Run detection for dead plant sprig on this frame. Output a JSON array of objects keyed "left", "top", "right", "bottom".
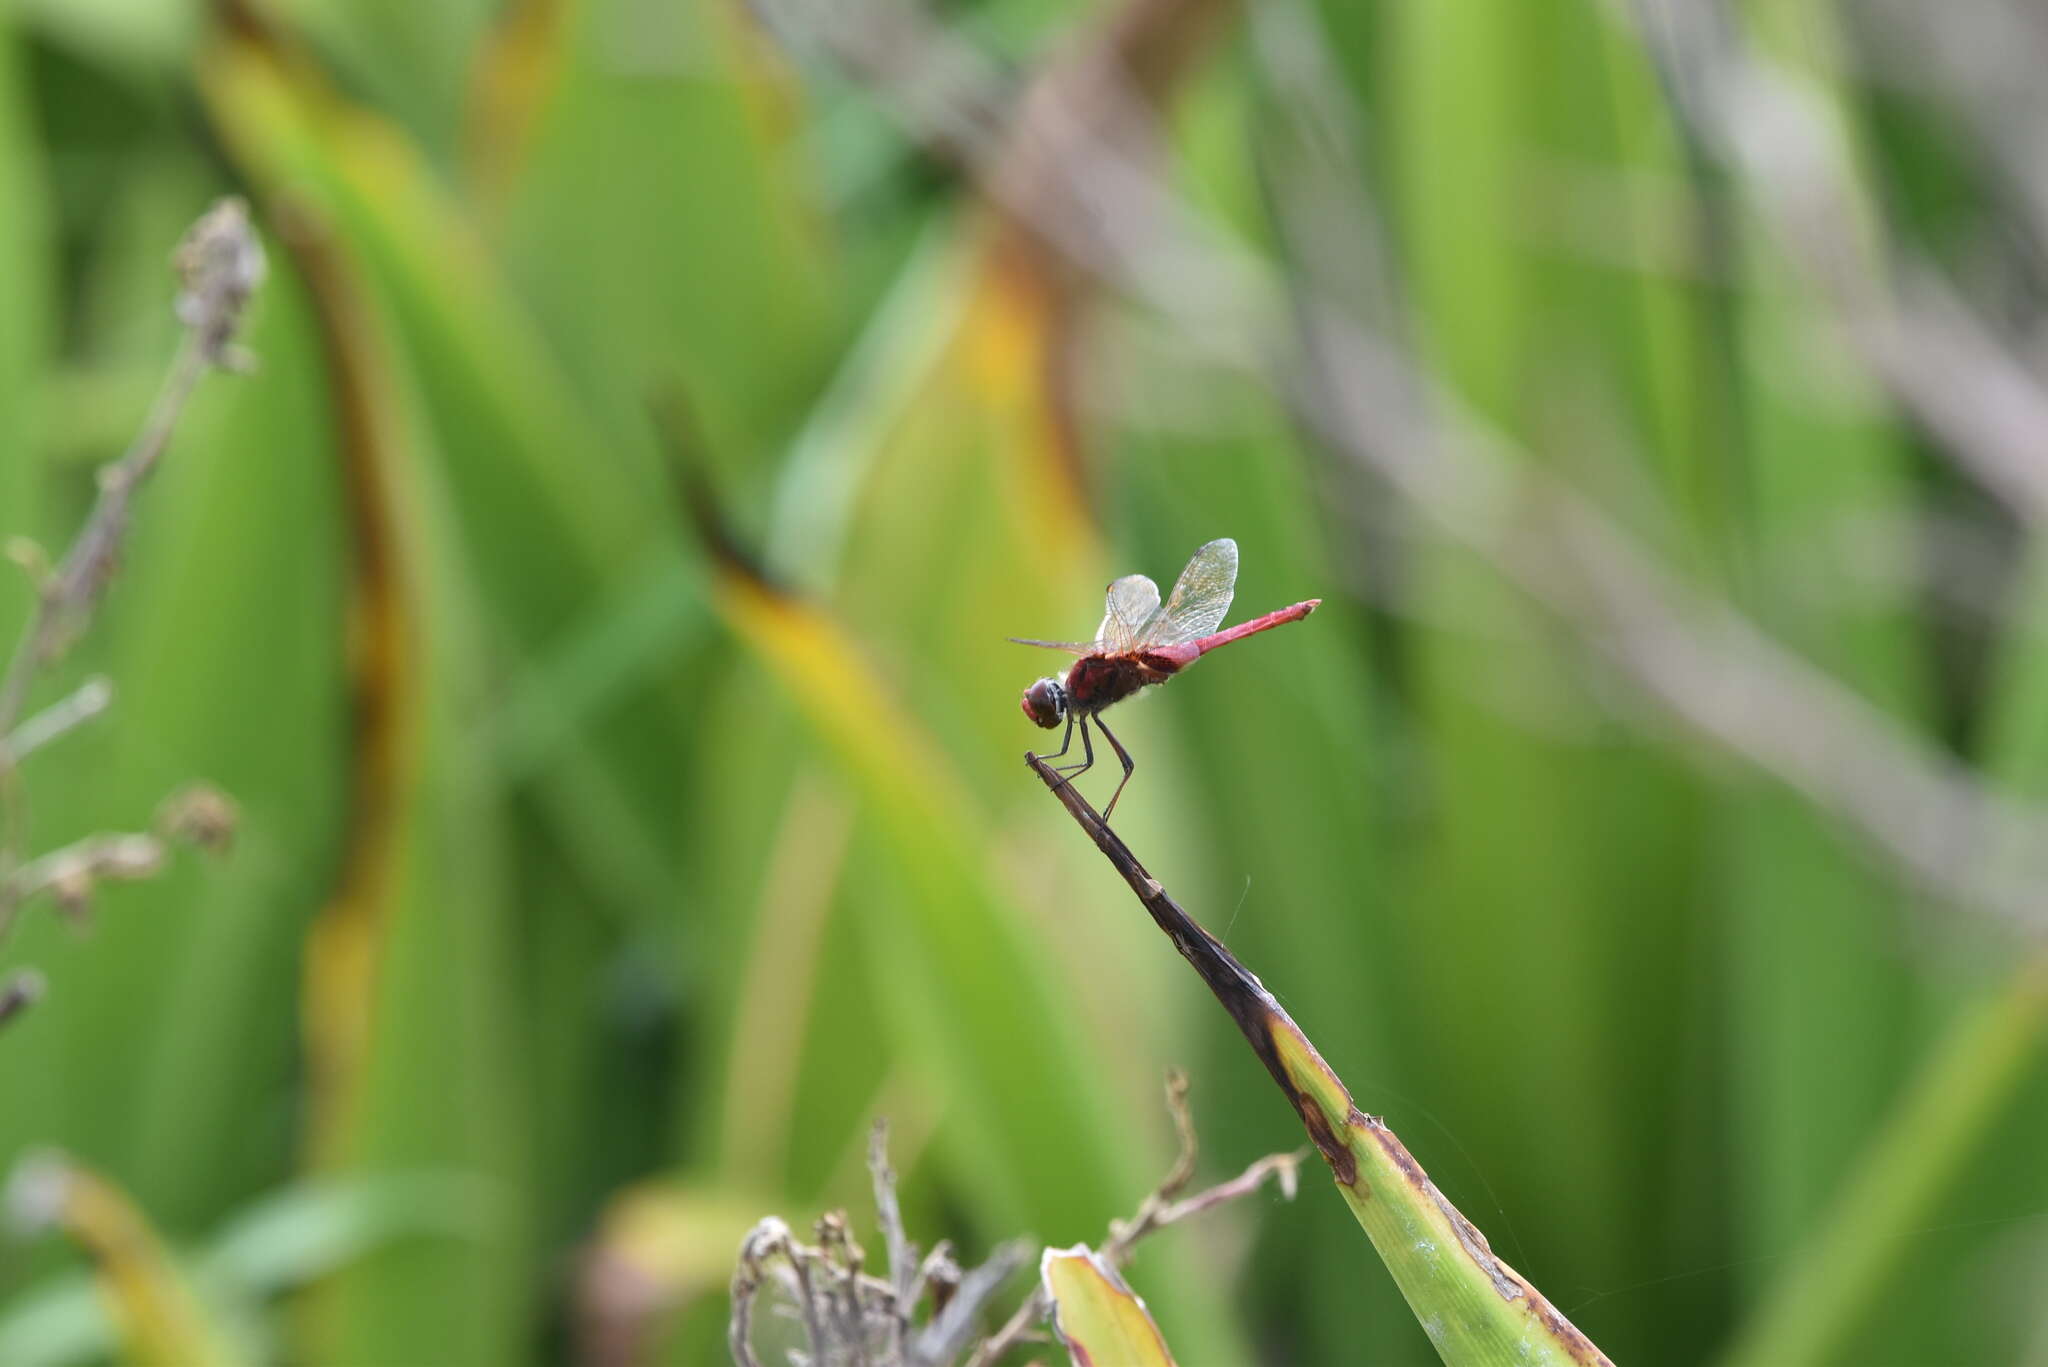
[
  {"left": 729, "top": 1081, "right": 1302, "bottom": 1367},
  {"left": 965, "top": 1072, "right": 1305, "bottom": 1367},
  {"left": 0, "top": 197, "right": 263, "bottom": 1016}
]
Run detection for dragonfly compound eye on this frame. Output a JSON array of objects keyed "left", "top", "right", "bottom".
[{"left": 1020, "top": 678, "right": 1065, "bottom": 728}]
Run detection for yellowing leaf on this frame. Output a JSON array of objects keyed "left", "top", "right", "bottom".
[
  {"left": 1041, "top": 1245, "right": 1177, "bottom": 1367},
  {"left": 6, "top": 1153, "right": 244, "bottom": 1367}
]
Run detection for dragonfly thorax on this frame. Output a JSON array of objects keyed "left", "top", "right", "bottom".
[{"left": 1021, "top": 677, "right": 1066, "bottom": 729}]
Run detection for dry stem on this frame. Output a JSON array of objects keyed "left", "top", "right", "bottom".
[
  {"left": 963, "top": 1072, "right": 1304, "bottom": 1367},
  {"left": 731, "top": 1080, "right": 1301, "bottom": 1367},
  {"left": 0, "top": 197, "right": 263, "bottom": 1016}
]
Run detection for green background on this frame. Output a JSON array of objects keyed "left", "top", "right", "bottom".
[{"left": 1, "top": 0, "right": 2045, "bottom": 1363}]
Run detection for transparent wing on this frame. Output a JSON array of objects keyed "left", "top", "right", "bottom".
[
  {"left": 1008, "top": 636, "right": 1093, "bottom": 655},
  {"left": 1095, "top": 574, "right": 1161, "bottom": 651},
  {"left": 1142, "top": 538, "right": 1238, "bottom": 646}
]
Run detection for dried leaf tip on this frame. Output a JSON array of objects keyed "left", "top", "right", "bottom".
[{"left": 173, "top": 197, "right": 266, "bottom": 367}]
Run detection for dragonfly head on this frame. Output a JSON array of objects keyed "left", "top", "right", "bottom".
[{"left": 1020, "top": 677, "right": 1066, "bottom": 729}]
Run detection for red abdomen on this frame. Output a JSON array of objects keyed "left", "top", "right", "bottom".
[{"left": 1064, "top": 654, "right": 1166, "bottom": 714}]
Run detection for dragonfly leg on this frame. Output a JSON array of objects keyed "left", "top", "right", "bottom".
[
  {"left": 1094, "top": 714, "right": 1137, "bottom": 821},
  {"left": 1050, "top": 715, "right": 1095, "bottom": 787},
  {"left": 1038, "top": 710, "right": 1077, "bottom": 766}
]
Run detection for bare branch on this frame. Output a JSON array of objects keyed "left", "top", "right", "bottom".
[
  {"left": 911, "top": 1239, "right": 1033, "bottom": 1367},
  {"left": 912, "top": 1241, "right": 961, "bottom": 1321},
  {"left": 869, "top": 1119, "right": 920, "bottom": 1346},
  {"left": 782, "top": 1229, "right": 832, "bottom": 1363},
  {"left": 0, "top": 833, "right": 168, "bottom": 938},
  {"left": 0, "top": 199, "right": 262, "bottom": 743},
  {"left": 0, "top": 198, "right": 257, "bottom": 743},
  {"left": 0, "top": 334, "right": 204, "bottom": 743},
  {"left": 3, "top": 677, "right": 113, "bottom": 764},
  {"left": 965, "top": 1074, "right": 1304, "bottom": 1367},
  {"left": 0, "top": 197, "right": 261, "bottom": 959},
  {"left": 1155, "top": 1150, "right": 1303, "bottom": 1227},
  {"left": 1103, "top": 1073, "right": 1305, "bottom": 1264},
  {"left": 818, "top": 1212, "right": 874, "bottom": 1367},
  {"left": 728, "top": 1218, "right": 784, "bottom": 1367},
  {"left": 733, "top": 1084, "right": 1296, "bottom": 1367},
  {"left": 730, "top": 1211, "right": 918, "bottom": 1367}
]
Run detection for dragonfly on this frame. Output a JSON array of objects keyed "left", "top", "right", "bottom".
[{"left": 1014, "top": 538, "right": 1321, "bottom": 821}]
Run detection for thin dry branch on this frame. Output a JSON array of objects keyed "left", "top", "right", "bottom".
[
  {"left": 1104, "top": 1072, "right": 1303, "bottom": 1262},
  {"left": 733, "top": 1081, "right": 1301, "bottom": 1367},
  {"left": 868, "top": 1120, "right": 920, "bottom": 1356},
  {"left": 0, "top": 197, "right": 263, "bottom": 1013},
  {"left": 910, "top": 1241, "right": 1033, "bottom": 1367},
  {"left": 3, "top": 677, "right": 112, "bottom": 766},
  {"left": 964, "top": 1071, "right": 1306, "bottom": 1367},
  {"left": 4, "top": 834, "right": 166, "bottom": 922},
  {"left": 729, "top": 1209, "right": 1027, "bottom": 1367},
  {"left": 0, "top": 335, "right": 210, "bottom": 742},
  {"left": 0, "top": 200, "right": 262, "bottom": 740},
  {"left": 0, "top": 198, "right": 261, "bottom": 733}
]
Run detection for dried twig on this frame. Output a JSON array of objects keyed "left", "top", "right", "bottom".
[
  {"left": 728, "top": 1221, "right": 775, "bottom": 1367},
  {"left": 869, "top": 1120, "right": 920, "bottom": 1355},
  {"left": 732, "top": 1082, "right": 1300, "bottom": 1367},
  {"left": 0, "top": 200, "right": 261, "bottom": 744},
  {"left": 0, "top": 197, "right": 263, "bottom": 1015},
  {"left": 964, "top": 1074, "right": 1306, "bottom": 1367},
  {"left": 4, "top": 834, "right": 166, "bottom": 925},
  {"left": 912, "top": 1240, "right": 1033, "bottom": 1367},
  {"left": 1105, "top": 1072, "right": 1303, "bottom": 1262},
  {"left": 2, "top": 677, "right": 113, "bottom": 766},
  {"left": 730, "top": 1209, "right": 988, "bottom": 1367}
]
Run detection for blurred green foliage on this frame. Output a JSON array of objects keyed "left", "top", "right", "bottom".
[{"left": 0, "top": 1, "right": 2045, "bottom": 1364}]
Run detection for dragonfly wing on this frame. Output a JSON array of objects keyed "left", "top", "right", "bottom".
[
  {"left": 1146, "top": 537, "right": 1237, "bottom": 645},
  {"left": 1008, "top": 637, "right": 1092, "bottom": 654},
  {"left": 1096, "top": 574, "right": 1162, "bottom": 651}
]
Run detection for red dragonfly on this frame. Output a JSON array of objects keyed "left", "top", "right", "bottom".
[{"left": 1015, "top": 538, "right": 1320, "bottom": 820}]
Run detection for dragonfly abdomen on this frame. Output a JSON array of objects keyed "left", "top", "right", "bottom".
[{"left": 1064, "top": 653, "right": 1169, "bottom": 714}]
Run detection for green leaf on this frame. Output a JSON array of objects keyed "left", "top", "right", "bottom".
[
  {"left": 1024, "top": 761, "right": 1614, "bottom": 1367},
  {"left": 0, "top": 1173, "right": 490, "bottom": 1367}
]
